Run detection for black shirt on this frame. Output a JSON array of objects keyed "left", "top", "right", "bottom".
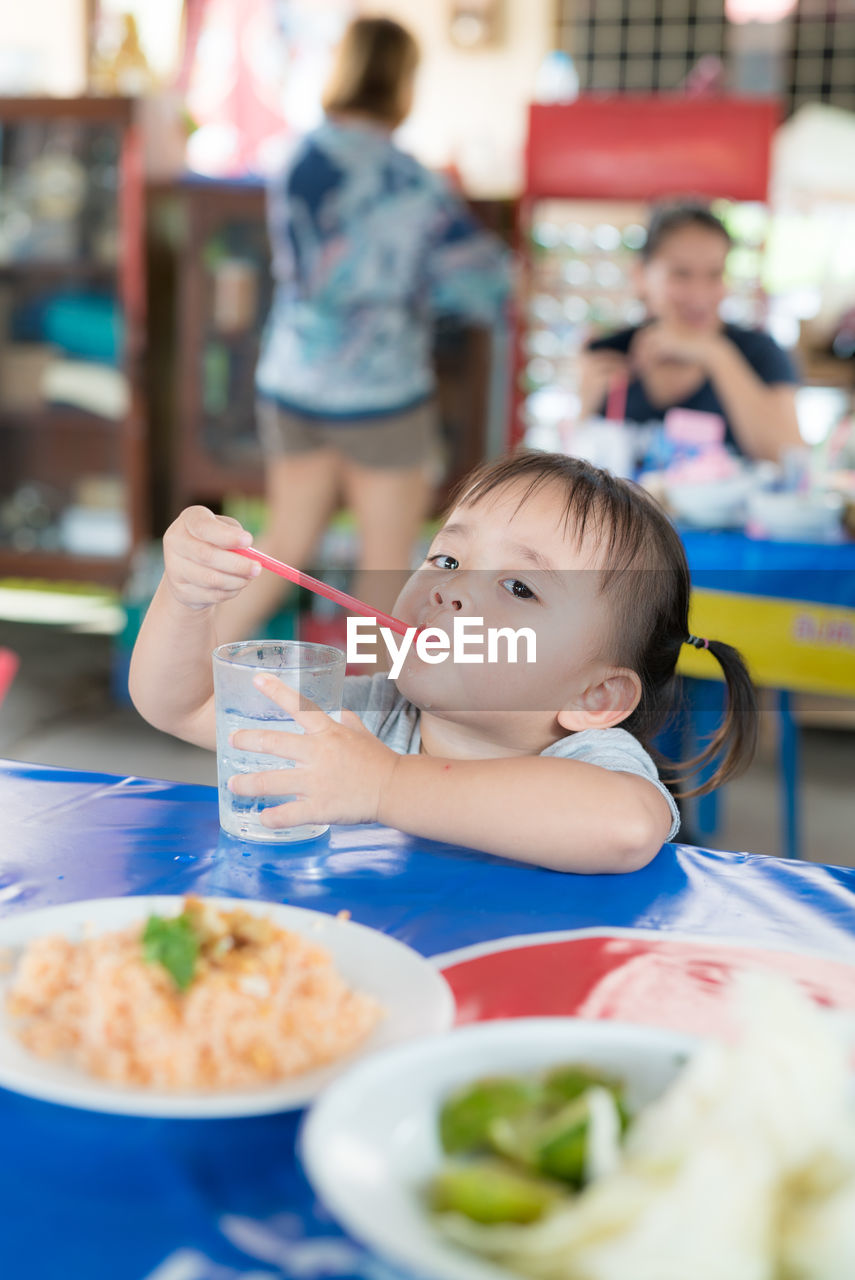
[{"left": 586, "top": 322, "right": 799, "bottom": 454}]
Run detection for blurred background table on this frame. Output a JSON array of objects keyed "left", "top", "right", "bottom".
[{"left": 678, "top": 527, "right": 855, "bottom": 860}]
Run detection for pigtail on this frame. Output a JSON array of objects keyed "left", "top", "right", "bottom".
[{"left": 668, "top": 639, "right": 759, "bottom": 798}]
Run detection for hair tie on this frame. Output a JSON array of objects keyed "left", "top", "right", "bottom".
[{"left": 686, "top": 634, "right": 709, "bottom": 650}]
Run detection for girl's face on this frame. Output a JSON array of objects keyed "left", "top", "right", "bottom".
[
  {"left": 392, "top": 481, "right": 625, "bottom": 738},
  {"left": 638, "top": 224, "right": 729, "bottom": 331}
]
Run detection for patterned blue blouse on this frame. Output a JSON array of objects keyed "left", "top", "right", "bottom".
[{"left": 255, "top": 118, "right": 511, "bottom": 420}]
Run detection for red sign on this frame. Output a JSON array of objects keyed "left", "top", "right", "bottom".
[{"left": 526, "top": 97, "right": 779, "bottom": 202}]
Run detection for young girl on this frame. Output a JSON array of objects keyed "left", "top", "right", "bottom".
[
  {"left": 129, "top": 452, "right": 757, "bottom": 874},
  {"left": 579, "top": 201, "right": 800, "bottom": 462}
]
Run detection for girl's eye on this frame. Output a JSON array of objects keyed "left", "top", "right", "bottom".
[
  {"left": 501, "top": 578, "right": 537, "bottom": 601},
  {"left": 429, "top": 554, "right": 459, "bottom": 571}
]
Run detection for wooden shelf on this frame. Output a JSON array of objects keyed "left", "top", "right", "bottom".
[
  {"left": 0, "top": 97, "right": 147, "bottom": 593},
  {"left": 0, "top": 549, "right": 129, "bottom": 587},
  {"left": 0, "top": 97, "right": 133, "bottom": 124},
  {"left": 0, "top": 408, "right": 120, "bottom": 431}
]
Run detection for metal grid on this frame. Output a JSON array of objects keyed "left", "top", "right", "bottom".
[
  {"left": 557, "top": 0, "right": 727, "bottom": 93},
  {"left": 557, "top": 0, "right": 855, "bottom": 112},
  {"left": 787, "top": 1, "right": 855, "bottom": 115}
]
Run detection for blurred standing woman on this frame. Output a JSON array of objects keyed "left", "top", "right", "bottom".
[
  {"left": 215, "top": 16, "right": 509, "bottom": 641},
  {"left": 577, "top": 202, "right": 801, "bottom": 462}
]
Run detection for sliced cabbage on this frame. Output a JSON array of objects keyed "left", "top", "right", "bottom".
[{"left": 435, "top": 975, "right": 855, "bottom": 1280}]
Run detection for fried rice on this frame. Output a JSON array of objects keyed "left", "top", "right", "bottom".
[{"left": 6, "top": 898, "right": 382, "bottom": 1090}]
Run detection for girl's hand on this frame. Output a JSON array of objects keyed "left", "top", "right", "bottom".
[
  {"left": 631, "top": 322, "right": 721, "bottom": 371},
  {"left": 162, "top": 506, "right": 261, "bottom": 611},
  {"left": 227, "top": 673, "right": 400, "bottom": 830}
]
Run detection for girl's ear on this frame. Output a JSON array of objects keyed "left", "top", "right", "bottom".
[{"left": 557, "top": 669, "right": 642, "bottom": 733}]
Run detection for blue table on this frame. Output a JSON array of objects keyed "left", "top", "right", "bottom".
[
  {"left": 677, "top": 528, "right": 855, "bottom": 859},
  {"left": 2, "top": 759, "right": 855, "bottom": 1280}
]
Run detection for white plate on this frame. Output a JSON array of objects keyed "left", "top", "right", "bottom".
[
  {"left": 301, "top": 1017, "right": 697, "bottom": 1280},
  {"left": 665, "top": 473, "right": 755, "bottom": 530},
  {"left": 0, "top": 896, "right": 455, "bottom": 1118}
]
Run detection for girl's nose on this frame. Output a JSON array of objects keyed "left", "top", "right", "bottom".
[{"left": 431, "top": 586, "right": 463, "bottom": 611}]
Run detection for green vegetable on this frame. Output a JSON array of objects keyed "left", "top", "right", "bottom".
[
  {"left": 439, "top": 1078, "right": 542, "bottom": 1154},
  {"left": 543, "top": 1064, "right": 631, "bottom": 1134},
  {"left": 491, "top": 1089, "right": 627, "bottom": 1187},
  {"left": 431, "top": 1161, "right": 562, "bottom": 1224},
  {"left": 486, "top": 1096, "right": 587, "bottom": 1183},
  {"left": 142, "top": 912, "right": 200, "bottom": 991},
  {"left": 543, "top": 1064, "right": 610, "bottom": 1104},
  {"left": 532, "top": 1097, "right": 591, "bottom": 1183},
  {"left": 432, "top": 1063, "right": 632, "bottom": 1234}
]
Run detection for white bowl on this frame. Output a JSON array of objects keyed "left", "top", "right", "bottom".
[
  {"left": 664, "top": 472, "right": 756, "bottom": 529},
  {"left": 746, "top": 489, "right": 844, "bottom": 543},
  {"left": 300, "top": 1017, "right": 696, "bottom": 1280}
]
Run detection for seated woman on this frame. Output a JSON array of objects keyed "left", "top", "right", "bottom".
[{"left": 577, "top": 202, "right": 801, "bottom": 462}]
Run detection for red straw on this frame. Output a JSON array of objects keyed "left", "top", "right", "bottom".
[
  {"left": 605, "top": 374, "right": 628, "bottom": 423},
  {"left": 234, "top": 546, "right": 413, "bottom": 639}
]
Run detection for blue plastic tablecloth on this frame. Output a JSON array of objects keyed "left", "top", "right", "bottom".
[
  {"left": 680, "top": 526, "right": 855, "bottom": 607},
  {"left": 1, "top": 759, "right": 854, "bottom": 1280}
]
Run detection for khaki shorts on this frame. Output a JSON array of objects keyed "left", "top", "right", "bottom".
[{"left": 257, "top": 398, "right": 442, "bottom": 470}]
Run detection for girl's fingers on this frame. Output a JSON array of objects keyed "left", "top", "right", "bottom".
[
  {"left": 181, "top": 564, "right": 258, "bottom": 591},
  {"left": 260, "top": 800, "right": 315, "bottom": 830},
  {"left": 185, "top": 534, "right": 260, "bottom": 575},
  {"left": 251, "top": 674, "right": 332, "bottom": 733},
  {"left": 228, "top": 768, "right": 305, "bottom": 795},
  {"left": 229, "top": 728, "right": 310, "bottom": 762},
  {"left": 183, "top": 506, "right": 254, "bottom": 548},
  {"left": 176, "top": 543, "right": 260, "bottom": 587}
]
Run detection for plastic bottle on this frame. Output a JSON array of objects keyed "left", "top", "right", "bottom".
[{"left": 534, "top": 52, "right": 579, "bottom": 105}]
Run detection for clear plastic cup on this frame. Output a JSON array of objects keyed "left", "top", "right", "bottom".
[{"left": 212, "top": 639, "right": 345, "bottom": 844}]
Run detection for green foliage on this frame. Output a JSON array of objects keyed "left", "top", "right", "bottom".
[{"left": 142, "top": 912, "right": 200, "bottom": 992}]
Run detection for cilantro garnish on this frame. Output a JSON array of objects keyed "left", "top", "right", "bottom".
[{"left": 142, "top": 912, "right": 200, "bottom": 991}]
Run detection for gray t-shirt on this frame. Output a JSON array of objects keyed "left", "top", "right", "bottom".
[{"left": 343, "top": 674, "right": 680, "bottom": 843}]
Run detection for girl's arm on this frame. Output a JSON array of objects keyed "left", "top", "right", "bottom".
[
  {"left": 632, "top": 324, "right": 801, "bottom": 461},
  {"left": 703, "top": 336, "right": 800, "bottom": 462},
  {"left": 228, "top": 675, "right": 672, "bottom": 874},
  {"left": 576, "top": 348, "right": 630, "bottom": 423},
  {"left": 128, "top": 507, "right": 260, "bottom": 748},
  {"left": 379, "top": 754, "right": 672, "bottom": 873},
  {"left": 128, "top": 578, "right": 220, "bottom": 748}
]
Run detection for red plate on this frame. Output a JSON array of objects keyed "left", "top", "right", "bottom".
[{"left": 439, "top": 930, "right": 855, "bottom": 1040}]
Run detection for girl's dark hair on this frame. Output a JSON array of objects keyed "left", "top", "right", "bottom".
[
  {"left": 322, "top": 17, "right": 419, "bottom": 128},
  {"left": 642, "top": 200, "right": 732, "bottom": 263},
  {"left": 447, "top": 451, "right": 757, "bottom": 797}
]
